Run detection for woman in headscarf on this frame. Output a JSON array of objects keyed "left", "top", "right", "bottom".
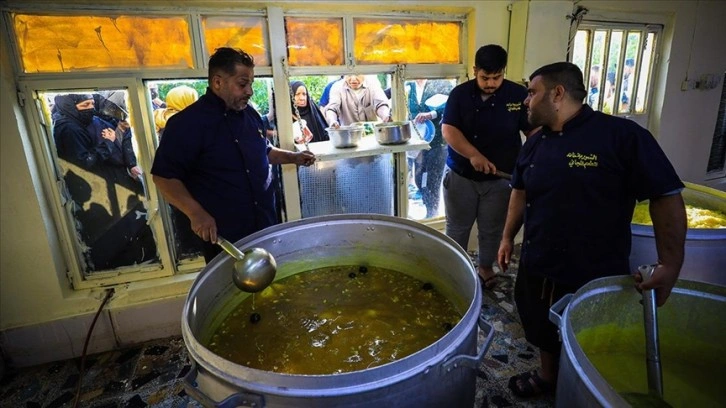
[
  {"left": 153, "top": 85, "right": 199, "bottom": 138},
  {"left": 53, "top": 93, "right": 120, "bottom": 169},
  {"left": 290, "top": 81, "right": 329, "bottom": 143}
]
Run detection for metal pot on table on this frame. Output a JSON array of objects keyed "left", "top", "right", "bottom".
[
  {"left": 375, "top": 121, "right": 412, "bottom": 145},
  {"left": 326, "top": 125, "right": 364, "bottom": 148}
]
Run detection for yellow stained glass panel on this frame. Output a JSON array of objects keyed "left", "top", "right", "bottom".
[
  {"left": 354, "top": 19, "right": 461, "bottom": 64},
  {"left": 13, "top": 14, "right": 193, "bottom": 73},
  {"left": 285, "top": 17, "right": 343, "bottom": 66},
  {"left": 202, "top": 16, "right": 269, "bottom": 66}
]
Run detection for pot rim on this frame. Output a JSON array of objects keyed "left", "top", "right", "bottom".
[{"left": 182, "top": 214, "right": 482, "bottom": 395}]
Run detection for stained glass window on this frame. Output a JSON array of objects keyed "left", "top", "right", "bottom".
[
  {"left": 285, "top": 17, "right": 344, "bottom": 66},
  {"left": 202, "top": 16, "right": 269, "bottom": 66},
  {"left": 354, "top": 19, "right": 461, "bottom": 64},
  {"left": 13, "top": 13, "right": 193, "bottom": 73}
]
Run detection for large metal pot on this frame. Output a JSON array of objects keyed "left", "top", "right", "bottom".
[
  {"left": 630, "top": 182, "right": 726, "bottom": 286},
  {"left": 375, "top": 121, "right": 411, "bottom": 145},
  {"left": 182, "top": 214, "right": 492, "bottom": 407},
  {"left": 326, "top": 125, "right": 364, "bottom": 148},
  {"left": 550, "top": 276, "right": 726, "bottom": 407}
]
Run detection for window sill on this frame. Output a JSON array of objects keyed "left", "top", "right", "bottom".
[{"left": 295, "top": 135, "right": 430, "bottom": 162}]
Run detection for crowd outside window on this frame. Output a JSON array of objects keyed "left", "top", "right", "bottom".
[{"left": 53, "top": 93, "right": 156, "bottom": 270}]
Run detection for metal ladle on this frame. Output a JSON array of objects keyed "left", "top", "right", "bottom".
[
  {"left": 622, "top": 265, "right": 672, "bottom": 407},
  {"left": 216, "top": 236, "right": 276, "bottom": 293}
]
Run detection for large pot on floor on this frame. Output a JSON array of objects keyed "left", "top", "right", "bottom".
[
  {"left": 182, "top": 214, "right": 492, "bottom": 407},
  {"left": 630, "top": 182, "right": 726, "bottom": 286},
  {"left": 549, "top": 276, "right": 726, "bottom": 407}
]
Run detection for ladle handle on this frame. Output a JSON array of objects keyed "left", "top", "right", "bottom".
[
  {"left": 216, "top": 236, "right": 245, "bottom": 261},
  {"left": 494, "top": 170, "right": 512, "bottom": 180},
  {"left": 639, "top": 264, "right": 664, "bottom": 398}
]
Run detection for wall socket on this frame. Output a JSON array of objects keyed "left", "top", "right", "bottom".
[{"left": 681, "top": 74, "right": 722, "bottom": 91}]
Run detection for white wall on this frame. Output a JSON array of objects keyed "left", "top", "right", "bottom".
[{"left": 1, "top": 0, "right": 725, "bottom": 366}]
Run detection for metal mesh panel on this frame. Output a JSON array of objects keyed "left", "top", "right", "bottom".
[{"left": 298, "top": 154, "right": 395, "bottom": 217}]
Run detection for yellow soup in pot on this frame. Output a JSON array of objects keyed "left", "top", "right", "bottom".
[
  {"left": 203, "top": 265, "right": 462, "bottom": 375},
  {"left": 576, "top": 324, "right": 726, "bottom": 407},
  {"left": 632, "top": 203, "right": 726, "bottom": 228}
]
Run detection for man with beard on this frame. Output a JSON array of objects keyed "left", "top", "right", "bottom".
[
  {"left": 152, "top": 47, "right": 316, "bottom": 263},
  {"left": 441, "top": 44, "right": 531, "bottom": 290},
  {"left": 497, "top": 62, "right": 686, "bottom": 398}
]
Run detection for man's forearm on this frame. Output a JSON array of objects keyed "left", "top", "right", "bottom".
[
  {"left": 502, "top": 189, "right": 526, "bottom": 242},
  {"left": 650, "top": 193, "right": 687, "bottom": 269}
]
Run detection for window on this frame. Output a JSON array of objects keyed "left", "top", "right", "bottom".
[
  {"left": 354, "top": 19, "right": 461, "bottom": 64},
  {"left": 8, "top": 6, "right": 467, "bottom": 288},
  {"left": 570, "top": 23, "right": 661, "bottom": 122},
  {"left": 707, "top": 72, "right": 726, "bottom": 175},
  {"left": 202, "top": 15, "right": 270, "bottom": 66},
  {"left": 12, "top": 13, "right": 193, "bottom": 73}
]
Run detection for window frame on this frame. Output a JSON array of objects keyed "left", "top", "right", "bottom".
[
  {"left": 7, "top": 5, "right": 468, "bottom": 289},
  {"left": 571, "top": 21, "right": 663, "bottom": 128}
]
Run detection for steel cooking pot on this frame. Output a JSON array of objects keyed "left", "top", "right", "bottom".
[
  {"left": 375, "top": 121, "right": 411, "bottom": 145},
  {"left": 182, "top": 214, "right": 492, "bottom": 407},
  {"left": 326, "top": 125, "right": 364, "bottom": 148}
]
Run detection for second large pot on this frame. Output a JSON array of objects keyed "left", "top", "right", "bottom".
[
  {"left": 182, "top": 214, "right": 491, "bottom": 407},
  {"left": 550, "top": 276, "right": 726, "bottom": 408}
]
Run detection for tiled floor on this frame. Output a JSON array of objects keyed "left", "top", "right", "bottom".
[{"left": 0, "top": 246, "right": 554, "bottom": 408}]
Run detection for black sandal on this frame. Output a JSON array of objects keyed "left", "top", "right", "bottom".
[
  {"left": 507, "top": 370, "right": 554, "bottom": 398},
  {"left": 479, "top": 274, "right": 504, "bottom": 290}
]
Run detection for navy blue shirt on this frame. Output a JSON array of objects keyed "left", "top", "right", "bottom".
[
  {"left": 512, "top": 105, "right": 684, "bottom": 287},
  {"left": 442, "top": 79, "right": 530, "bottom": 181},
  {"left": 151, "top": 88, "right": 276, "bottom": 243}
]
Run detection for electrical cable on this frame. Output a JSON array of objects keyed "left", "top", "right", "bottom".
[{"left": 72, "top": 288, "right": 115, "bottom": 408}]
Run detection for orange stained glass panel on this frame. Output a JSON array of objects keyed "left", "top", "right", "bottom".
[
  {"left": 285, "top": 17, "right": 343, "bottom": 66},
  {"left": 13, "top": 14, "right": 193, "bottom": 73},
  {"left": 202, "top": 16, "right": 269, "bottom": 66},
  {"left": 354, "top": 19, "right": 461, "bottom": 64}
]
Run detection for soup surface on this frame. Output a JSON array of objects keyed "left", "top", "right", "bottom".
[
  {"left": 205, "top": 265, "right": 462, "bottom": 374},
  {"left": 576, "top": 323, "right": 725, "bottom": 407},
  {"left": 632, "top": 202, "right": 726, "bottom": 228}
]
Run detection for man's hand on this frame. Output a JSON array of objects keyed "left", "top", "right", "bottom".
[
  {"left": 497, "top": 239, "right": 514, "bottom": 273},
  {"left": 189, "top": 209, "right": 217, "bottom": 243},
  {"left": 296, "top": 150, "right": 316, "bottom": 167},
  {"left": 634, "top": 263, "right": 680, "bottom": 307},
  {"left": 470, "top": 154, "right": 496, "bottom": 174}
]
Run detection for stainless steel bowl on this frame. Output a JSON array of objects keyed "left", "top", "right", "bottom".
[
  {"left": 375, "top": 121, "right": 411, "bottom": 145},
  {"left": 326, "top": 125, "right": 364, "bottom": 148}
]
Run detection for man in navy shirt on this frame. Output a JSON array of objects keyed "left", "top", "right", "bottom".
[
  {"left": 441, "top": 44, "right": 531, "bottom": 290},
  {"left": 152, "top": 48, "right": 316, "bottom": 263},
  {"left": 497, "top": 62, "right": 686, "bottom": 398}
]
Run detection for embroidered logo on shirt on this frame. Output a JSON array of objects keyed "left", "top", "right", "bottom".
[
  {"left": 566, "top": 152, "right": 598, "bottom": 169},
  {"left": 506, "top": 102, "right": 522, "bottom": 112}
]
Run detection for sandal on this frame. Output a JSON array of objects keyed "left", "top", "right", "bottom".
[
  {"left": 479, "top": 274, "right": 504, "bottom": 290},
  {"left": 507, "top": 370, "right": 554, "bottom": 398}
]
